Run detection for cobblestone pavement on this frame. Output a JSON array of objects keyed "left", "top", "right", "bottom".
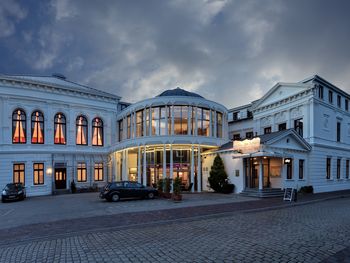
[{"left": 0, "top": 197, "right": 350, "bottom": 262}]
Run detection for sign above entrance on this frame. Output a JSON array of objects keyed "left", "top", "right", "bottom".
[{"left": 233, "top": 138, "right": 261, "bottom": 154}]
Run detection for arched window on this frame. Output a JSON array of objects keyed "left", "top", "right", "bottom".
[
  {"left": 76, "top": 115, "right": 88, "bottom": 145},
  {"left": 31, "top": 111, "right": 44, "bottom": 144},
  {"left": 12, "top": 109, "right": 26, "bottom": 143},
  {"left": 54, "top": 113, "right": 66, "bottom": 144},
  {"left": 92, "top": 117, "right": 103, "bottom": 146}
]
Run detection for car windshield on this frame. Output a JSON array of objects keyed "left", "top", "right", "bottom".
[{"left": 4, "top": 184, "right": 20, "bottom": 191}]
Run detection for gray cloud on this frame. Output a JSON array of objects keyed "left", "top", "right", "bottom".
[{"left": 1, "top": 0, "right": 350, "bottom": 108}]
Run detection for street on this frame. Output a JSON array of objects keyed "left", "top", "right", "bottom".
[{"left": 0, "top": 194, "right": 349, "bottom": 262}]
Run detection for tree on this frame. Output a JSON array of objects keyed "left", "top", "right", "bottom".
[{"left": 208, "top": 154, "right": 228, "bottom": 192}]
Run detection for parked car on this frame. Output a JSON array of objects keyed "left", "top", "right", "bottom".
[
  {"left": 100, "top": 181, "right": 158, "bottom": 202},
  {"left": 1, "top": 183, "right": 26, "bottom": 202}
]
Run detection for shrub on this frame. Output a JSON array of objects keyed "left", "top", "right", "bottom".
[
  {"left": 164, "top": 178, "right": 171, "bottom": 193},
  {"left": 173, "top": 177, "right": 182, "bottom": 196},
  {"left": 70, "top": 180, "right": 76, "bottom": 194},
  {"left": 222, "top": 183, "right": 234, "bottom": 194},
  {"left": 157, "top": 179, "right": 164, "bottom": 192},
  {"left": 208, "top": 154, "right": 230, "bottom": 193},
  {"left": 299, "top": 185, "right": 313, "bottom": 194}
]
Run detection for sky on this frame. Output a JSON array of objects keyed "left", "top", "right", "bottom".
[{"left": 1, "top": 0, "right": 350, "bottom": 109}]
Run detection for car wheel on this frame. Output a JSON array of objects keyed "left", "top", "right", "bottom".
[
  {"left": 147, "top": 192, "right": 155, "bottom": 199},
  {"left": 111, "top": 194, "right": 120, "bottom": 202}
]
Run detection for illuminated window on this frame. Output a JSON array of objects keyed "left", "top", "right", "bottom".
[
  {"left": 92, "top": 117, "right": 103, "bottom": 146},
  {"left": 197, "top": 108, "right": 210, "bottom": 136},
  {"left": 77, "top": 163, "right": 87, "bottom": 182},
  {"left": 217, "top": 112, "right": 223, "bottom": 138},
  {"left": 33, "top": 163, "right": 44, "bottom": 185},
  {"left": 12, "top": 109, "right": 26, "bottom": 144},
  {"left": 54, "top": 113, "right": 66, "bottom": 144},
  {"left": 31, "top": 111, "right": 44, "bottom": 144},
  {"left": 76, "top": 115, "right": 88, "bottom": 145},
  {"left": 174, "top": 106, "right": 188, "bottom": 135},
  {"left": 94, "top": 163, "right": 104, "bottom": 181},
  {"left": 136, "top": 111, "right": 143, "bottom": 137},
  {"left": 146, "top": 108, "right": 150, "bottom": 136},
  {"left": 13, "top": 163, "right": 25, "bottom": 185}
]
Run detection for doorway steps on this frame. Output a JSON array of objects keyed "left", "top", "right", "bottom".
[{"left": 240, "top": 188, "right": 285, "bottom": 198}]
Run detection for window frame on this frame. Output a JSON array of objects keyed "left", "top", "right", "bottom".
[
  {"left": 33, "top": 163, "right": 44, "bottom": 185},
  {"left": 54, "top": 113, "right": 66, "bottom": 145},
  {"left": 76, "top": 115, "right": 88, "bottom": 145},
  {"left": 13, "top": 163, "right": 25, "bottom": 185},
  {"left": 77, "top": 163, "right": 87, "bottom": 182},
  {"left": 12, "top": 108, "right": 26, "bottom": 144},
  {"left": 94, "top": 163, "right": 104, "bottom": 181},
  {"left": 299, "top": 160, "right": 304, "bottom": 180},
  {"left": 31, "top": 111, "right": 44, "bottom": 144},
  {"left": 92, "top": 117, "right": 104, "bottom": 146},
  {"left": 326, "top": 157, "right": 331, "bottom": 179}
]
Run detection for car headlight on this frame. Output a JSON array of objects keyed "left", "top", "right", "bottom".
[{"left": 2, "top": 190, "right": 6, "bottom": 195}]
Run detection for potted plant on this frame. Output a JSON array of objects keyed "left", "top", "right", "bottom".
[
  {"left": 70, "top": 180, "right": 77, "bottom": 194},
  {"left": 157, "top": 178, "right": 164, "bottom": 195},
  {"left": 172, "top": 177, "right": 182, "bottom": 201},
  {"left": 163, "top": 178, "right": 172, "bottom": 199}
]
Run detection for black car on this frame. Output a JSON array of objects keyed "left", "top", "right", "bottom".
[
  {"left": 1, "top": 183, "right": 26, "bottom": 202},
  {"left": 100, "top": 181, "right": 158, "bottom": 202}
]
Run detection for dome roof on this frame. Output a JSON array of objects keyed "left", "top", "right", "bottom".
[{"left": 157, "top": 87, "right": 204, "bottom": 98}]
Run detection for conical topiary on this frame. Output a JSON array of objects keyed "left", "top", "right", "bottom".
[{"left": 208, "top": 154, "right": 228, "bottom": 192}]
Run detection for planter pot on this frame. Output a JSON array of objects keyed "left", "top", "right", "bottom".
[
  {"left": 172, "top": 194, "right": 182, "bottom": 202},
  {"left": 162, "top": 192, "right": 172, "bottom": 199}
]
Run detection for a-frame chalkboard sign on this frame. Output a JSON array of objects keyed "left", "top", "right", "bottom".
[{"left": 283, "top": 188, "right": 294, "bottom": 201}]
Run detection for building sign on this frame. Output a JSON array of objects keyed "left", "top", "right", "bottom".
[{"left": 233, "top": 138, "right": 261, "bottom": 154}]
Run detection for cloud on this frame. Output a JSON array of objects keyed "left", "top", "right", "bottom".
[
  {"left": 0, "top": 0, "right": 27, "bottom": 38},
  {"left": 2, "top": 0, "right": 350, "bottom": 109}
]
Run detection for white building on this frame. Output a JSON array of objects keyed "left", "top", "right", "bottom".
[
  {"left": 1, "top": 73, "right": 349, "bottom": 197},
  {"left": 203, "top": 75, "right": 350, "bottom": 194},
  {"left": 0, "top": 74, "right": 120, "bottom": 196}
]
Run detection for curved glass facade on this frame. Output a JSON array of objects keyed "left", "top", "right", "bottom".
[{"left": 118, "top": 105, "right": 224, "bottom": 141}]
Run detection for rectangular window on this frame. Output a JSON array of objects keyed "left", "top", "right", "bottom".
[
  {"left": 246, "top": 131, "right": 254, "bottom": 139},
  {"left": 346, "top": 99, "right": 349, "bottom": 111},
  {"left": 337, "top": 158, "right": 341, "bottom": 179},
  {"left": 278, "top": 123, "right": 286, "bottom": 131},
  {"left": 127, "top": 115, "right": 131, "bottom": 139},
  {"left": 346, "top": 160, "right": 349, "bottom": 179},
  {"left": 286, "top": 160, "right": 293, "bottom": 180},
  {"left": 294, "top": 119, "right": 303, "bottom": 137},
  {"left": 329, "top": 90, "right": 333, "bottom": 104},
  {"left": 13, "top": 163, "right": 25, "bottom": 185},
  {"left": 326, "top": 157, "right": 331, "bottom": 179},
  {"left": 217, "top": 112, "right": 223, "bottom": 138},
  {"left": 167, "top": 107, "right": 172, "bottom": 135},
  {"left": 118, "top": 120, "right": 123, "bottom": 142},
  {"left": 264, "top": 127, "right": 271, "bottom": 134},
  {"left": 136, "top": 110, "right": 144, "bottom": 137},
  {"left": 233, "top": 134, "right": 240, "bottom": 140},
  {"left": 337, "top": 95, "right": 341, "bottom": 108},
  {"left": 94, "top": 163, "right": 104, "bottom": 181},
  {"left": 146, "top": 108, "right": 150, "bottom": 136},
  {"left": 319, "top": 85, "right": 324, "bottom": 99},
  {"left": 337, "top": 122, "right": 341, "bottom": 142},
  {"left": 77, "top": 163, "right": 87, "bottom": 182},
  {"left": 33, "top": 163, "right": 44, "bottom": 185},
  {"left": 160, "top": 107, "right": 167, "bottom": 135},
  {"left": 299, "top": 160, "right": 304, "bottom": 180},
  {"left": 233, "top": 112, "right": 238, "bottom": 121}
]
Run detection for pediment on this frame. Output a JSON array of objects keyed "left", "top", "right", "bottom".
[
  {"left": 253, "top": 83, "right": 310, "bottom": 109},
  {"left": 263, "top": 131, "right": 311, "bottom": 152}
]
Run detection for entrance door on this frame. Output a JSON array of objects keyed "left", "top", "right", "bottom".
[{"left": 55, "top": 168, "right": 66, "bottom": 189}]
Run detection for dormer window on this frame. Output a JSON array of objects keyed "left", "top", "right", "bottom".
[
  {"left": 329, "top": 90, "right": 333, "bottom": 104},
  {"left": 319, "top": 85, "right": 324, "bottom": 99}
]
